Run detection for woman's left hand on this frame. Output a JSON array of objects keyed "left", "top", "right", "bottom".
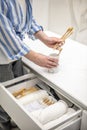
[
  {"left": 35, "top": 31, "right": 64, "bottom": 49},
  {"left": 44, "top": 36, "right": 64, "bottom": 49}
]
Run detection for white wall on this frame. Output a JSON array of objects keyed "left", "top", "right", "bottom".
[
  {"left": 48, "top": 0, "right": 71, "bottom": 35},
  {"left": 32, "top": 0, "right": 50, "bottom": 30},
  {"left": 32, "top": 0, "right": 87, "bottom": 45}
]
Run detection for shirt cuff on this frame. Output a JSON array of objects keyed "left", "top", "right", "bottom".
[
  {"left": 10, "top": 44, "right": 30, "bottom": 60},
  {"left": 28, "top": 25, "right": 43, "bottom": 40}
]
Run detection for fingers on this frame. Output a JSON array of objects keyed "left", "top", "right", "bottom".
[
  {"left": 34, "top": 53, "right": 59, "bottom": 68},
  {"left": 46, "top": 57, "right": 59, "bottom": 68},
  {"left": 58, "top": 41, "right": 65, "bottom": 46},
  {"left": 54, "top": 41, "right": 64, "bottom": 50}
]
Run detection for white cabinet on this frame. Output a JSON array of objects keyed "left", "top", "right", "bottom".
[
  {"left": 0, "top": 31, "right": 87, "bottom": 129},
  {"left": 23, "top": 31, "right": 87, "bottom": 130},
  {"left": 0, "top": 71, "right": 81, "bottom": 130}
]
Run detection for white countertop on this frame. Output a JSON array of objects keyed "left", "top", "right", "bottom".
[{"left": 23, "top": 31, "right": 87, "bottom": 109}]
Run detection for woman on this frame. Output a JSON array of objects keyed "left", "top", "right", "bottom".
[{"left": 0, "top": 0, "right": 62, "bottom": 129}]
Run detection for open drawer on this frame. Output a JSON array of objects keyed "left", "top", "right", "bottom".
[{"left": 0, "top": 74, "right": 82, "bottom": 130}]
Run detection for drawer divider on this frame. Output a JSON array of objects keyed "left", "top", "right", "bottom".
[{"left": 2, "top": 73, "right": 36, "bottom": 87}]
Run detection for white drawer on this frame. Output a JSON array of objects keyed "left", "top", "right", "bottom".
[
  {"left": 54, "top": 117, "right": 81, "bottom": 130},
  {"left": 81, "top": 110, "right": 87, "bottom": 130},
  {"left": 0, "top": 74, "right": 81, "bottom": 130}
]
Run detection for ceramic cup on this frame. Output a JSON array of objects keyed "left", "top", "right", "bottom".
[{"left": 48, "top": 53, "right": 59, "bottom": 73}]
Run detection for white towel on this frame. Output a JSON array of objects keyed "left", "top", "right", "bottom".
[
  {"left": 24, "top": 95, "right": 57, "bottom": 112},
  {"left": 44, "top": 108, "right": 76, "bottom": 128},
  {"left": 24, "top": 100, "right": 46, "bottom": 112},
  {"left": 31, "top": 100, "right": 68, "bottom": 124},
  {"left": 18, "top": 90, "right": 49, "bottom": 105},
  {"left": 54, "top": 108, "right": 77, "bottom": 130}
]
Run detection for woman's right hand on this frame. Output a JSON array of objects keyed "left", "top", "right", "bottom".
[{"left": 25, "top": 50, "right": 58, "bottom": 68}]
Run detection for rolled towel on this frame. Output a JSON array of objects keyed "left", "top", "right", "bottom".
[
  {"left": 46, "top": 108, "right": 76, "bottom": 128},
  {"left": 54, "top": 108, "right": 76, "bottom": 130},
  {"left": 24, "top": 95, "right": 57, "bottom": 112},
  {"left": 18, "top": 90, "right": 49, "bottom": 105},
  {"left": 31, "top": 100, "right": 68, "bottom": 124}
]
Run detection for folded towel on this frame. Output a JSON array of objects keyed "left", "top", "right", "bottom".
[
  {"left": 24, "top": 95, "right": 57, "bottom": 112},
  {"left": 31, "top": 100, "right": 68, "bottom": 124}
]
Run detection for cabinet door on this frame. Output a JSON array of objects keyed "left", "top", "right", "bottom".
[{"left": 81, "top": 110, "right": 87, "bottom": 130}]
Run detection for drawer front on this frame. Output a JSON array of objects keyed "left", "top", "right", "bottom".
[
  {"left": 0, "top": 83, "right": 41, "bottom": 130},
  {"left": 81, "top": 110, "right": 87, "bottom": 130},
  {"left": 54, "top": 118, "right": 81, "bottom": 130},
  {"left": 0, "top": 77, "right": 82, "bottom": 130}
]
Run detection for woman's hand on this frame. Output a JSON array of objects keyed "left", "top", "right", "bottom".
[
  {"left": 44, "top": 36, "right": 63, "bottom": 48},
  {"left": 25, "top": 50, "right": 58, "bottom": 68},
  {"left": 34, "top": 30, "right": 64, "bottom": 49}
]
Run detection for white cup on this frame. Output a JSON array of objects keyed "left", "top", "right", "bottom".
[{"left": 48, "top": 52, "right": 59, "bottom": 73}]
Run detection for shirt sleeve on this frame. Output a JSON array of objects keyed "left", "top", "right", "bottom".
[
  {"left": 28, "top": 16, "right": 43, "bottom": 40},
  {"left": 0, "top": 13, "right": 30, "bottom": 60}
]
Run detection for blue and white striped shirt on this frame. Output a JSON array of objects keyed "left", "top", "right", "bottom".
[{"left": 0, "top": 0, "right": 42, "bottom": 63}]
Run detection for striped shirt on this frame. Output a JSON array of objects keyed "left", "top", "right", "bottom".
[{"left": 0, "top": 0, "right": 43, "bottom": 64}]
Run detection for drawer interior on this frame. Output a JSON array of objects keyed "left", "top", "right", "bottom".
[{"left": 1, "top": 78, "right": 81, "bottom": 130}]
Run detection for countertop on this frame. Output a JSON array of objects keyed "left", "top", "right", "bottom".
[{"left": 23, "top": 31, "right": 87, "bottom": 109}]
